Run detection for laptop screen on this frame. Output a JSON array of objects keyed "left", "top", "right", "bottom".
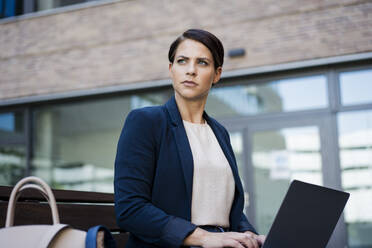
[{"left": 262, "top": 180, "right": 349, "bottom": 248}]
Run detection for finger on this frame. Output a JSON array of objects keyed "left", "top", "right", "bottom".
[
  {"left": 232, "top": 234, "right": 251, "bottom": 248},
  {"left": 224, "top": 232, "right": 256, "bottom": 247},
  {"left": 240, "top": 234, "right": 259, "bottom": 248},
  {"left": 255, "top": 235, "right": 266, "bottom": 245},
  {"left": 230, "top": 232, "right": 253, "bottom": 239},
  {"left": 249, "top": 237, "right": 259, "bottom": 248},
  {"left": 223, "top": 232, "right": 245, "bottom": 242},
  {"left": 243, "top": 232, "right": 262, "bottom": 247},
  {"left": 241, "top": 238, "right": 254, "bottom": 248},
  {"left": 245, "top": 232, "right": 253, "bottom": 238},
  {"left": 224, "top": 239, "right": 245, "bottom": 248}
]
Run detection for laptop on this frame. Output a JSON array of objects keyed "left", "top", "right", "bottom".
[{"left": 262, "top": 180, "right": 349, "bottom": 248}]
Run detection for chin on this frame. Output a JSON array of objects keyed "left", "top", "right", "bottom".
[
  {"left": 180, "top": 93, "right": 208, "bottom": 102},
  {"left": 174, "top": 88, "right": 209, "bottom": 101}
]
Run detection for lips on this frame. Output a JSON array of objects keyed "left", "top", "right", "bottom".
[{"left": 182, "top": 80, "right": 197, "bottom": 87}]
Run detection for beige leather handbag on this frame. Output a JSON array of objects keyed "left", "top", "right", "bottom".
[{"left": 0, "top": 176, "right": 86, "bottom": 248}]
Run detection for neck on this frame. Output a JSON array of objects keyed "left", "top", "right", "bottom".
[{"left": 175, "top": 93, "right": 207, "bottom": 124}]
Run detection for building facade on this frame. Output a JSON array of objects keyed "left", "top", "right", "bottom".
[{"left": 1, "top": 0, "right": 372, "bottom": 247}]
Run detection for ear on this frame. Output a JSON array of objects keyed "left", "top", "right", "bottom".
[
  {"left": 212, "top": 67, "right": 222, "bottom": 85},
  {"left": 168, "top": 63, "right": 173, "bottom": 77}
]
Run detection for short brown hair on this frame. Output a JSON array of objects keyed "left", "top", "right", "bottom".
[{"left": 168, "top": 29, "right": 224, "bottom": 70}]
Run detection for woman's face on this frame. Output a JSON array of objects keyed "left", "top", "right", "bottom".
[{"left": 169, "top": 39, "right": 222, "bottom": 102}]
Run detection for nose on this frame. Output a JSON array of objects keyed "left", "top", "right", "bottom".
[{"left": 186, "top": 63, "right": 196, "bottom": 76}]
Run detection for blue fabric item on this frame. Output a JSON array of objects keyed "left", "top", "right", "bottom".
[
  {"left": 86, "top": 225, "right": 116, "bottom": 248},
  {"left": 114, "top": 96, "right": 257, "bottom": 248}
]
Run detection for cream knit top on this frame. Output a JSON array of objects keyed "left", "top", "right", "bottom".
[{"left": 183, "top": 120, "right": 235, "bottom": 228}]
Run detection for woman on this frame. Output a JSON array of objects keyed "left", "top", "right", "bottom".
[{"left": 114, "top": 29, "right": 265, "bottom": 248}]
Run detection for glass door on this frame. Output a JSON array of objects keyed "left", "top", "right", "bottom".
[
  {"left": 251, "top": 125, "right": 323, "bottom": 234},
  {"left": 338, "top": 110, "right": 372, "bottom": 248},
  {"left": 225, "top": 115, "right": 348, "bottom": 248}
]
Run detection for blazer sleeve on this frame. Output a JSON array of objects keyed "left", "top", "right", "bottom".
[
  {"left": 238, "top": 213, "right": 258, "bottom": 234},
  {"left": 114, "top": 109, "right": 196, "bottom": 247}
]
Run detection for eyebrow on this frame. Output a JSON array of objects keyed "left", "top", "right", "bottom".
[{"left": 176, "top": 55, "right": 212, "bottom": 62}]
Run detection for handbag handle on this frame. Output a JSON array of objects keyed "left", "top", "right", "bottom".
[{"left": 5, "top": 176, "right": 60, "bottom": 227}]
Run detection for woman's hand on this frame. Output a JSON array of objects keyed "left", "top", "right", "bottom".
[
  {"left": 244, "top": 231, "right": 266, "bottom": 246},
  {"left": 201, "top": 231, "right": 261, "bottom": 248},
  {"left": 183, "top": 227, "right": 263, "bottom": 248}
]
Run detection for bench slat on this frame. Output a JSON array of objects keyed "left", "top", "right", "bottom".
[
  {"left": 0, "top": 202, "right": 120, "bottom": 231},
  {"left": 0, "top": 186, "right": 114, "bottom": 203}
]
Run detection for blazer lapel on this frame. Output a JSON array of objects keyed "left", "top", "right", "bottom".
[
  {"left": 164, "top": 96, "right": 243, "bottom": 210},
  {"left": 165, "top": 96, "right": 194, "bottom": 206}
]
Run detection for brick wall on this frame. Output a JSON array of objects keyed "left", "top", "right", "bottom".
[{"left": 1, "top": 0, "right": 372, "bottom": 100}]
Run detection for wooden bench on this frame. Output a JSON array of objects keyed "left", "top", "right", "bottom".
[{"left": 0, "top": 186, "right": 128, "bottom": 246}]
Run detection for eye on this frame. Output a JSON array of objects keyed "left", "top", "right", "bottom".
[
  {"left": 198, "top": 60, "right": 208, "bottom": 66},
  {"left": 177, "top": 59, "right": 186, "bottom": 64}
]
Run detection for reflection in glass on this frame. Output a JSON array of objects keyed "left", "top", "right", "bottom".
[
  {"left": 32, "top": 90, "right": 171, "bottom": 192},
  {"left": 0, "top": 111, "right": 26, "bottom": 186},
  {"left": 338, "top": 110, "right": 372, "bottom": 247},
  {"left": 229, "top": 132, "right": 250, "bottom": 212},
  {"left": 0, "top": 111, "right": 24, "bottom": 135},
  {"left": 340, "top": 69, "right": 372, "bottom": 106},
  {"left": 0, "top": 145, "right": 26, "bottom": 186},
  {"left": 206, "top": 75, "right": 328, "bottom": 117},
  {"left": 251, "top": 126, "right": 322, "bottom": 234},
  {"left": 35, "top": 0, "right": 94, "bottom": 11}
]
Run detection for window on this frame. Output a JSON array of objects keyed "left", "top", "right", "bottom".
[
  {"left": 32, "top": 89, "right": 172, "bottom": 192},
  {"left": 0, "top": 0, "right": 23, "bottom": 18},
  {"left": 206, "top": 75, "right": 328, "bottom": 118},
  {"left": 0, "top": 111, "right": 26, "bottom": 185},
  {"left": 35, "top": 0, "right": 97, "bottom": 12},
  {"left": 340, "top": 69, "right": 372, "bottom": 106},
  {"left": 1, "top": 0, "right": 101, "bottom": 19}
]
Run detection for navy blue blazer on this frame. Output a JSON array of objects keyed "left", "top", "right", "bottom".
[{"left": 114, "top": 96, "right": 256, "bottom": 248}]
